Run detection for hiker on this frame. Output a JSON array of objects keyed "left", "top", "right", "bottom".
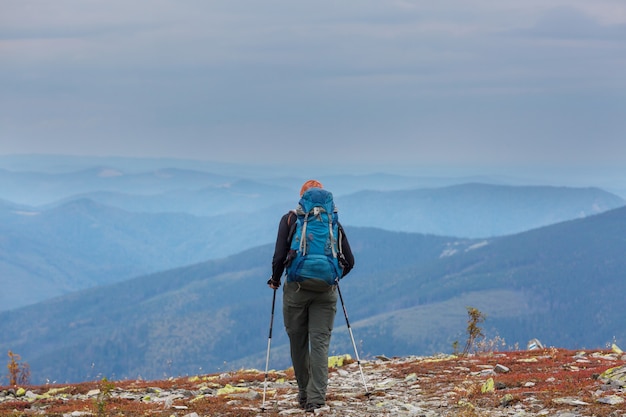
[{"left": 268, "top": 179, "right": 355, "bottom": 412}]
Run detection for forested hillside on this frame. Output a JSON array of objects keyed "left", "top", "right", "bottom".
[{"left": 2, "top": 207, "right": 626, "bottom": 384}]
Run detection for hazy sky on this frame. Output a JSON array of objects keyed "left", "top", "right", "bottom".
[{"left": 1, "top": 0, "right": 625, "bottom": 175}]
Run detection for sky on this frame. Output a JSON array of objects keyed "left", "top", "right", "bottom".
[{"left": 1, "top": 0, "right": 625, "bottom": 178}]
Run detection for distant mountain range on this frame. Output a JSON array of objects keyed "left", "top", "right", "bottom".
[
  {"left": 1, "top": 180, "right": 622, "bottom": 311},
  {"left": 2, "top": 155, "right": 625, "bottom": 385},
  {"left": 0, "top": 198, "right": 283, "bottom": 311},
  {"left": 1, "top": 206, "right": 626, "bottom": 384},
  {"left": 338, "top": 182, "right": 623, "bottom": 237},
  {"left": 1, "top": 155, "right": 624, "bottom": 313}
]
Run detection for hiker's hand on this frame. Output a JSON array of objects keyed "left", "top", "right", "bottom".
[{"left": 267, "top": 277, "right": 281, "bottom": 289}]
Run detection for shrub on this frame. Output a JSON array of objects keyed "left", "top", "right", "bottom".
[{"left": 7, "top": 351, "right": 30, "bottom": 386}]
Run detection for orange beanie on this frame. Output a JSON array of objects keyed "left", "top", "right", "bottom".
[{"left": 300, "top": 179, "right": 323, "bottom": 196}]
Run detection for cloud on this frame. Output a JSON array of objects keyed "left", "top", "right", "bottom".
[
  {"left": 507, "top": 6, "right": 626, "bottom": 40},
  {"left": 0, "top": 0, "right": 625, "bottom": 173}
]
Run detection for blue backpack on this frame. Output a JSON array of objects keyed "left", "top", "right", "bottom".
[{"left": 286, "top": 187, "right": 344, "bottom": 290}]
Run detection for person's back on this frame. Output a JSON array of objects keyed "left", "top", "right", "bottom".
[{"left": 268, "top": 180, "right": 354, "bottom": 412}]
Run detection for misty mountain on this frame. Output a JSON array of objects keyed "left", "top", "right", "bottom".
[
  {"left": 0, "top": 198, "right": 285, "bottom": 311},
  {"left": 50, "top": 180, "right": 297, "bottom": 216},
  {"left": 2, "top": 206, "right": 626, "bottom": 384},
  {"left": 338, "top": 183, "right": 624, "bottom": 237},
  {"left": 2, "top": 182, "right": 623, "bottom": 312},
  {"left": 0, "top": 166, "right": 239, "bottom": 207},
  {"left": 1, "top": 154, "right": 580, "bottom": 208}
]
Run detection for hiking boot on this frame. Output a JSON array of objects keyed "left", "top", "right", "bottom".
[
  {"left": 298, "top": 395, "right": 307, "bottom": 409},
  {"left": 305, "top": 403, "right": 323, "bottom": 413}
]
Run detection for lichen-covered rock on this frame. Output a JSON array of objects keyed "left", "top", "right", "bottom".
[{"left": 599, "top": 364, "right": 626, "bottom": 387}]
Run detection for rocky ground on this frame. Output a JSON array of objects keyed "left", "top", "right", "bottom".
[{"left": 1, "top": 347, "right": 626, "bottom": 417}]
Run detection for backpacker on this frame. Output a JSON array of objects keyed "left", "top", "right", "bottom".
[{"left": 285, "top": 187, "right": 344, "bottom": 290}]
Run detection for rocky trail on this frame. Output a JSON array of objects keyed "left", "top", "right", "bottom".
[{"left": 2, "top": 348, "right": 626, "bottom": 416}]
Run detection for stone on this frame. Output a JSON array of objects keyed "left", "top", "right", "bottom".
[
  {"left": 500, "top": 393, "right": 515, "bottom": 407},
  {"left": 552, "top": 397, "right": 589, "bottom": 406},
  {"left": 86, "top": 389, "right": 100, "bottom": 397},
  {"left": 328, "top": 354, "right": 352, "bottom": 368},
  {"left": 278, "top": 409, "right": 303, "bottom": 415},
  {"left": 6, "top": 348, "right": 626, "bottom": 417},
  {"left": 24, "top": 390, "right": 38, "bottom": 400},
  {"left": 599, "top": 365, "right": 626, "bottom": 387},
  {"left": 495, "top": 364, "right": 510, "bottom": 373},
  {"left": 217, "top": 384, "right": 249, "bottom": 396},
  {"left": 597, "top": 395, "right": 625, "bottom": 405},
  {"left": 481, "top": 377, "right": 495, "bottom": 393},
  {"left": 404, "top": 373, "right": 418, "bottom": 382}
]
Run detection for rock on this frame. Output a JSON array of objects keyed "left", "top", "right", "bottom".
[
  {"left": 279, "top": 409, "right": 303, "bottom": 415},
  {"left": 552, "top": 397, "right": 589, "bottom": 406},
  {"left": 592, "top": 352, "right": 619, "bottom": 361},
  {"left": 23, "top": 390, "right": 37, "bottom": 400},
  {"left": 597, "top": 395, "right": 625, "bottom": 405},
  {"left": 86, "top": 389, "right": 100, "bottom": 397},
  {"left": 6, "top": 348, "right": 626, "bottom": 417},
  {"left": 495, "top": 364, "right": 510, "bottom": 373},
  {"left": 500, "top": 393, "right": 515, "bottom": 407},
  {"left": 527, "top": 338, "right": 544, "bottom": 350},
  {"left": 481, "top": 377, "right": 495, "bottom": 393},
  {"left": 217, "top": 384, "right": 249, "bottom": 396},
  {"left": 404, "top": 373, "right": 418, "bottom": 382},
  {"left": 328, "top": 354, "right": 352, "bottom": 368},
  {"left": 599, "top": 364, "right": 626, "bottom": 387},
  {"left": 232, "top": 390, "right": 261, "bottom": 400}
]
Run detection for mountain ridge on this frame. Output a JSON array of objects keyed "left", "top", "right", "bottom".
[
  {"left": 2, "top": 206, "right": 626, "bottom": 384},
  {"left": 3, "top": 182, "right": 621, "bottom": 311}
]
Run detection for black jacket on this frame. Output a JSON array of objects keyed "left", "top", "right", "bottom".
[{"left": 270, "top": 211, "right": 355, "bottom": 283}]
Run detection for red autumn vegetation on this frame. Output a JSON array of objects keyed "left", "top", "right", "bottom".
[{"left": 0, "top": 348, "right": 624, "bottom": 416}]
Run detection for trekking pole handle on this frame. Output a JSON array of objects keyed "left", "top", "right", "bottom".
[{"left": 268, "top": 288, "right": 277, "bottom": 339}]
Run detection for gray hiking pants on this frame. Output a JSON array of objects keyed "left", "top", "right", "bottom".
[{"left": 283, "top": 281, "right": 337, "bottom": 407}]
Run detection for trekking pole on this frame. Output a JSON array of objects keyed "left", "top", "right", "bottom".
[
  {"left": 261, "top": 288, "right": 277, "bottom": 411},
  {"left": 335, "top": 278, "right": 369, "bottom": 394}
]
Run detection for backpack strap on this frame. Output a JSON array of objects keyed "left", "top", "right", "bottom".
[
  {"left": 299, "top": 212, "right": 309, "bottom": 255},
  {"left": 286, "top": 210, "right": 298, "bottom": 244},
  {"left": 287, "top": 210, "right": 297, "bottom": 226},
  {"left": 337, "top": 224, "right": 344, "bottom": 254},
  {"left": 328, "top": 218, "right": 337, "bottom": 258}
]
